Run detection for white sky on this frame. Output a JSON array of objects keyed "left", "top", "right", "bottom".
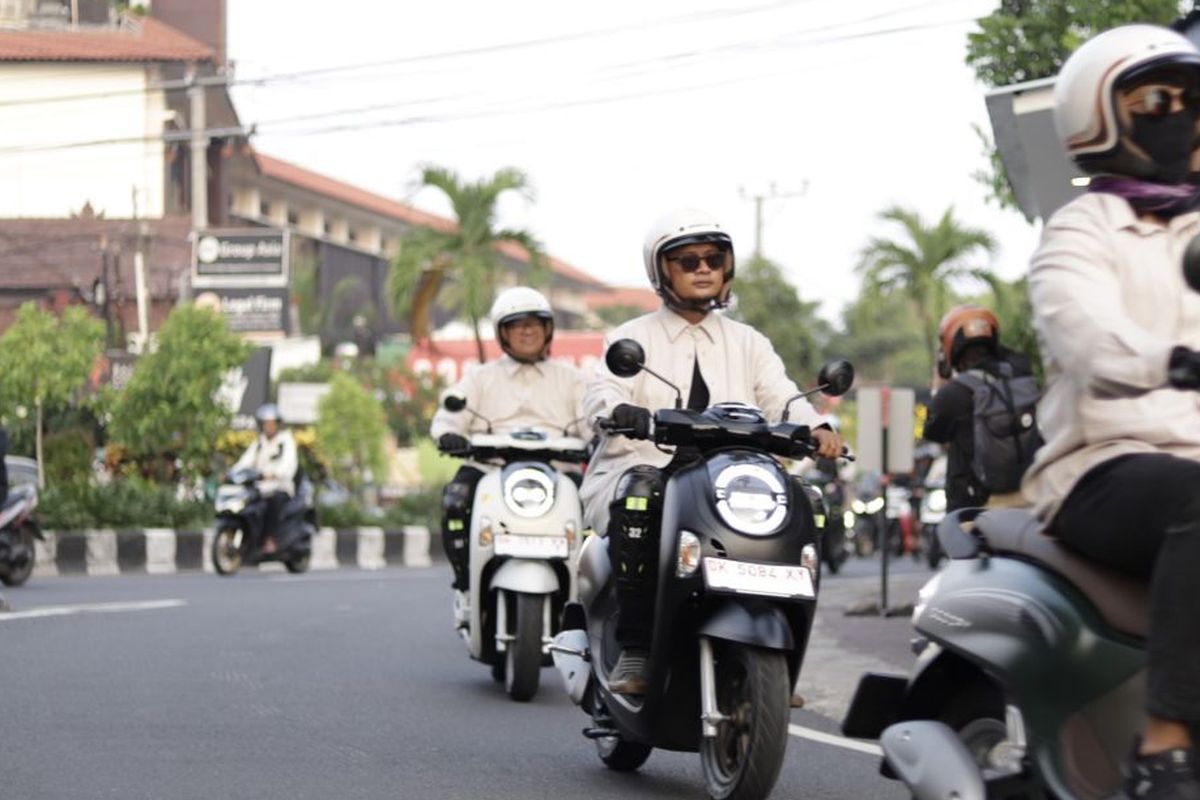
[{"left": 226, "top": 0, "right": 1042, "bottom": 324}]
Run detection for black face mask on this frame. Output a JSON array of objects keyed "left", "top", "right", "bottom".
[{"left": 1129, "top": 108, "right": 1196, "bottom": 184}]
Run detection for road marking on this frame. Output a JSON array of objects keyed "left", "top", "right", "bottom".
[
  {"left": 0, "top": 599, "right": 186, "bottom": 621},
  {"left": 788, "top": 723, "right": 882, "bottom": 756}
]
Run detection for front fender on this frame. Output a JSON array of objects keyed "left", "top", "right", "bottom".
[
  {"left": 490, "top": 558, "right": 561, "bottom": 594},
  {"left": 698, "top": 600, "right": 795, "bottom": 651}
]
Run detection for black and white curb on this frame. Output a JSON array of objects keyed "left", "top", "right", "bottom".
[{"left": 31, "top": 526, "right": 431, "bottom": 577}]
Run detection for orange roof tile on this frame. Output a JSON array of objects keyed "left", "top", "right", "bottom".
[
  {"left": 0, "top": 17, "right": 213, "bottom": 62},
  {"left": 254, "top": 152, "right": 606, "bottom": 288}
]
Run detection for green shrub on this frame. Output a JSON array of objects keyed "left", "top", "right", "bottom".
[
  {"left": 41, "top": 479, "right": 210, "bottom": 530},
  {"left": 315, "top": 487, "right": 441, "bottom": 531},
  {"left": 42, "top": 426, "right": 94, "bottom": 486}
]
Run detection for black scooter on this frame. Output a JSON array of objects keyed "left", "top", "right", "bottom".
[
  {"left": 212, "top": 467, "right": 316, "bottom": 575},
  {"left": 552, "top": 339, "right": 854, "bottom": 800},
  {"left": 0, "top": 481, "right": 41, "bottom": 587}
]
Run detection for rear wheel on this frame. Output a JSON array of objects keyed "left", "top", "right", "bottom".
[
  {"left": 505, "top": 592, "right": 543, "bottom": 702},
  {"left": 0, "top": 524, "right": 36, "bottom": 587},
  {"left": 700, "top": 645, "right": 790, "bottom": 800},
  {"left": 212, "top": 526, "right": 243, "bottom": 576},
  {"left": 285, "top": 551, "right": 310, "bottom": 574},
  {"left": 597, "top": 733, "right": 653, "bottom": 772}
]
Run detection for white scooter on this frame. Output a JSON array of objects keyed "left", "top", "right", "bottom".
[{"left": 441, "top": 395, "right": 589, "bottom": 702}]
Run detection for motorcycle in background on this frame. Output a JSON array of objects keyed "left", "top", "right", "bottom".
[
  {"left": 440, "top": 395, "right": 589, "bottom": 702},
  {"left": 211, "top": 467, "right": 316, "bottom": 576},
  {"left": 552, "top": 339, "right": 854, "bottom": 800},
  {"left": 0, "top": 456, "right": 40, "bottom": 587},
  {"left": 801, "top": 461, "right": 850, "bottom": 574}
]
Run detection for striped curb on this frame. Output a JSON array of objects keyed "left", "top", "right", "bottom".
[{"left": 31, "top": 526, "right": 431, "bottom": 578}]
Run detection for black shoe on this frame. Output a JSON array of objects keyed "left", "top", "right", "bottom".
[
  {"left": 609, "top": 648, "right": 648, "bottom": 696},
  {"left": 1125, "top": 745, "right": 1200, "bottom": 799}
]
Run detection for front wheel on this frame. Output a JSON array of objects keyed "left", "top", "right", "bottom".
[
  {"left": 0, "top": 524, "right": 36, "bottom": 587},
  {"left": 212, "top": 526, "right": 243, "bottom": 576},
  {"left": 505, "top": 592, "right": 543, "bottom": 702},
  {"left": 700, "top": 645, "right": 790, "bottom": 800}
]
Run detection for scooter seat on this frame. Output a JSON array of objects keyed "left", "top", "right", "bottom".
[
  {"left": 1, "top": 483, "right": 33, "bottom": 511},
  {"left": 974, "top": 508, "right": 1148, "bottom": 640}
]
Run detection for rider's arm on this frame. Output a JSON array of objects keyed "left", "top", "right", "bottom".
[
  {"left": 430, "top": 370, "right": 479, "bottom": 440},
  {"left": 923, "top": 382, "right": 971, "bottom": 444},
  {"left": 583, "top": 338, "right": 639, "bottom": 433},
  {"left": 233, "top": 438, "right": 258, "bottom": 471},
  {"left": 1030, "top": 209, "right": 1175, "bottom": 395},
  {"left": 274, "top": 432, "right": 298, "bottom": 485}
]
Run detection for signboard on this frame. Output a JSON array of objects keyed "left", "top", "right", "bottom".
[
  {"left": 192, "top": 229, "right": 289, "bottom": 288},
  {"left": 194, "top": 287, "right": 290, "bottom": 336},
  {"left": 855, "top": 386, "right": 916, "bottom": 475},
  {"left": 278, "top": 382, "right": 332, "bottom": 425}
]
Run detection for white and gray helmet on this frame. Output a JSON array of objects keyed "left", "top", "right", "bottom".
[
  {"left": 641, "top": 208, "right": 735, "bottom": 312},
  {"left": 1054, "top": 24, "right": 1200, "bottom": 178},
  {"left": 490, "top": 286, "right": 554, "bottom": 361}
]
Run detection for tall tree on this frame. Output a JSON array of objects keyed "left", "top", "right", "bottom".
[
  {"left": 387, "top": 166, "right": 547, "bottom": 363},
  {"left": 856, "top": 205, "right": 996, "bottom": 377},
  {"left": 0, "top": 303, "right": 104, "bottom": 488},
  {"left": 315, "top": 372, "right": 388, "bottom": 494},
  {"left": 965, "top": 0, "right": 1181, "bottom": 212},
  {"left": 828, "top": 288, "right": 930, "bottom": 389},
  {"left": 728, "top": 255, "right": 832, "bottom": 381}
]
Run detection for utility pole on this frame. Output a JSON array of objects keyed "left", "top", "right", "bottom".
[
  {"left": 132, "top": 186, "right": 149, "bottom": 349},
  {"left": 98, "top": 235, "right": 114, "bottom": 349},
  {"left": 188, "top": 63, "right": 208, "bottom": 230},
  {"left": 739, "top": 181, "right": 809, "bottom": 260}
]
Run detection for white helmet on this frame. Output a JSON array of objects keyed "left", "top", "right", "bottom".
[
  {"left": 490, "top": 286, "right": 554, "bottom": 362},
  {"left": 642, "top": 208, "right": 735, "bottom": 312},
  {"left": 1054, "top": 24, "right": 1200, "bottom": 179}
]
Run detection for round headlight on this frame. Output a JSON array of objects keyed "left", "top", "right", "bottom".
[
  {"left": 713, "top": 463, "right": 788, "bottom": 535},
  {"left": 503, "top": 468, "right": 555, "bottom": 518}
]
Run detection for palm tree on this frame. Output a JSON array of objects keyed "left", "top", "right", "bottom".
[
  {"left": 856, "top": 205, "right": 996, "bottom": 375},
  {"left": 387, "top": 165, "right": 547, "bottom": 363}
]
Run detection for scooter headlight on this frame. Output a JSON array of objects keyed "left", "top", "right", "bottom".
[
  {"left": 865, "top": 496, "right": 886, "bottom": 515},
  {"left": 215, "top": 486, "right": 250, "bottom": 514},
  {"left": 503, "top": 468, "right": 555, "bottom": 518},
  {"left": 713, "top": 463, "right": 788, "bottom": 536},
  {"left": 850, "top": 499, "right": 866, "bottom": 515},
  {"left": 676, "top": 530, "right": 702, "bottom": 577},
  {"left": 843, "top": 510, "right": 856, "bottom": 529},
  {"left": 927, "top": 489, "right": 947, "bottom": 514}
]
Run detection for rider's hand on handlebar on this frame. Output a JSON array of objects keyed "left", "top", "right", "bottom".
[
  {"left": 611, "top": 403, "right": 652, "bottom": 440},
  {"left": 812, "top": 427, "right": 844, "bottom": 460},
  {"left": 438, "top": 432, "right": 470, "bottom": 454},
  {"left": 1169, "top": 346, "right": 1200, "bottom": 389}
]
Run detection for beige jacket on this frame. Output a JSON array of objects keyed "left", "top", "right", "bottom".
[
  {"left": 1023, "top": 192, "right": 1200, "bottom": 522},
  {"left": 429, "top": 355, "right": 586, "bottom": 439},
  {"left": 580, "top": 306, "right": 826, "bottom": 533}
]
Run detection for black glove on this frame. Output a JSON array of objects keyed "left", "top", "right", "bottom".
[
  {"left": 1169, "top": 346, "right": 1200, "bottom": 388},
  {"left": 611, "top": 403, "right": 652, "bottom": 440},
  {"left": 438, "top": 432, "right": 470, "bottom": 453}
]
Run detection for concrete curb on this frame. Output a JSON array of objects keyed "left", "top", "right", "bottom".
[{"left": 32, "top": 526, "right": 431, "bottom": 578}]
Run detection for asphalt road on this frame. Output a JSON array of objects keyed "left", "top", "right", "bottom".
[{"left": 0, "top": 557, "right": 932, "bottom": 800}]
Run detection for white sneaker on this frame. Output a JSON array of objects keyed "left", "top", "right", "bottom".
[{"left": 453, "top": 590, "right": 470, "bottom": 628}]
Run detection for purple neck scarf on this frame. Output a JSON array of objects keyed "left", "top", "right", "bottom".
[{"left": 1088, "top": 175, "right": 1200, "bottom": 217}]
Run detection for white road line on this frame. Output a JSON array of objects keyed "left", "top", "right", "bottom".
[
  {"left": 0, "top": 599, "right": 186, "bottom": 621},
  {"left": 788, "top": 723, "right": 883, "bottom": 756}
]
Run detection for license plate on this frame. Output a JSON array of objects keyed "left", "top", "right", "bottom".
[
  {"left": 494, "top": 534, "right": 568, "bottom": 559},
  {"left": 702, "top": 557, "right": 815, "bottom": 598}
]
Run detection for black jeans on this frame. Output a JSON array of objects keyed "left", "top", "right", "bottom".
[
  {"left": 1054, "top": 453, "right": 1200, "bottom": 722},
  {"left": 442, "top": 465, "right": 483, "bottom": 591}
]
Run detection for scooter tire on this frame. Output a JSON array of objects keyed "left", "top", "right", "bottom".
[
  {"left": 505, "top": 592, "right": 542, "bottom": 702},
  {"left": 0, "top": 524, "right": 36, "bottom": 587},
  {"left": 284, "top": 552, "right": 310, "bottom": 574},
  {"left": 597, "top": 735, "right": 652, "bottom": 772},
  {"left": 700, "top": 645, "right": 789, "bottom": 800},
  {"left": 212, "top": 526, "right": 242, "bottom": 576}
]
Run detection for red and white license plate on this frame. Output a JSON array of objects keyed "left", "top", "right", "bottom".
[
  {"left": 702, "top": 557, "right": 815, "bottom": 598},
  {"left": 494, "top": 534, "right": 568, "bottom": 559}
]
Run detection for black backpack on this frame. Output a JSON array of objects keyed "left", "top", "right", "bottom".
[{"left": 954, "top": 363, "right": 1043, "bottom": 494}]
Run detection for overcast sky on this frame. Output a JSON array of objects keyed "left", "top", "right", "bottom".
[{"left": 226, "top": 0, "right": 1042, "bottom": 323}]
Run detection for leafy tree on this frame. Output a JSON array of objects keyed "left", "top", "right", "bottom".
[
  {"left": 965, "top": 0, "right": 1181, "bottom": 211},
  {"left": 987, "top": 275, "right": 1044, "bottom": 383},
  {"left": 0, "top": 303, "right": 104, "bottom": 487},
  {"left": 387, "top": 165, "right": 547, "bottom": 362},
  {"left": 728, "top": 255, "right": 832, "bottom": 380},
  {"left": 315, "top": 372, "right": 388, "bottom": 493},
  {"left": 828, "top": 288, "right": 930, "bottom": 389},
  {"left": 108, "top": 305, "right": 251, "bottom": 483},
  {"left": 856, "top": 205, "right": 996, "bottom": 377}
]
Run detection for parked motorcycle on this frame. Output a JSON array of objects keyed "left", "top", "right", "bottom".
[
  {"left": 441, "top": 395, "right": 589, "bottom": 702},
  {"left": 552, "top": 339, "right": 854, "bottom": 800},
  {"left": 0, "top": 458, "right": 40, "bottom": 586},
  {"left": 917, "top": 455, "right": 947, "bottom": 569},
  {"left": 211, "top": 467, "right": 316, "bottom": 576},
  {"left": 842, "top": 505, "right": 1153, "bottom": 799}
]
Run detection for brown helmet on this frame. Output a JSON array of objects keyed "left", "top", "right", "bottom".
[{"left": 938, "top": 305, "right": 999, "bottom": 378}]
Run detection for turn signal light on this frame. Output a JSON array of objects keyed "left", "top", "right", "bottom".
[{"left": 677, "top": 530, "right": 702, "bottom": 577}]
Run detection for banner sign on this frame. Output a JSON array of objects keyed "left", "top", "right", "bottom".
[{"left": 192, "top": 229, "right": 289, "bottom": 287}]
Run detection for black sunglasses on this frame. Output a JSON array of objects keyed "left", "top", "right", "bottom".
[{"left": 666, "top": 252, "right": 727, "bottom": 273}]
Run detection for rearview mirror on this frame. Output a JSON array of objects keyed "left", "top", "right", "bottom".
[
  {"left": 817, "top": 360, "right": 855, "bottom": 397},
  {"left": 605, "top": 338, "right": 646, "bottom": 378},
  {"left": 443, "top": 394, "right": 467, "bottom": 412}
]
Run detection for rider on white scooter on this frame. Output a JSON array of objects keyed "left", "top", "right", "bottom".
[
  {"left": 1025, "top": 24, "right": 1200, "bottom": 799},
  {"left": 579, "top": 208, "right": 843, "bottom": 696},
  {"left": 430, "top": 286, "right": 587, "bottom": 627}
]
